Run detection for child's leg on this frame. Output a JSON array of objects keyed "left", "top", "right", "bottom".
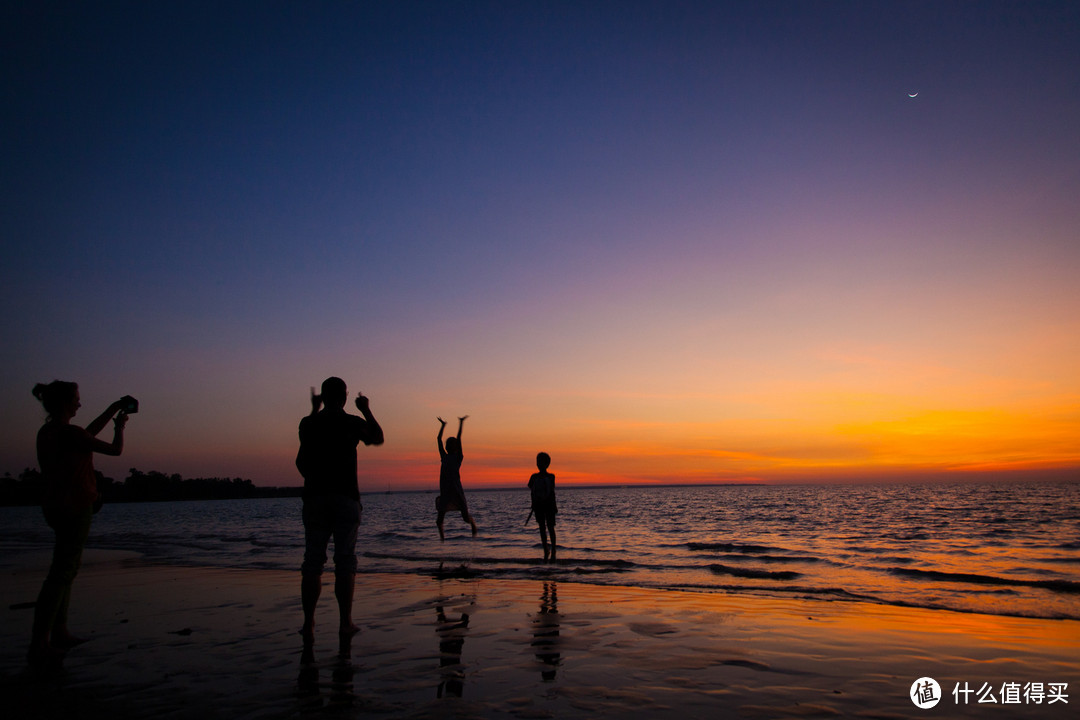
[
  {"left": 547, "top": 514, "right": 557, "bottom": 559},
  {"left": 538, "top": 517, "right": 549, "bottom": 557},
  {"left": 461, "top": 509, "right": 478, "bottom": 536}
]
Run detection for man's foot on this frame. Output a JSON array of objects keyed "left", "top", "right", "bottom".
[
  {"left": 27, "top": 642, "right": 64, "bottom": 671},
  {"left": 470, "top": 520, "right": 478, "bottom": 537},
  {"left": 299, "top": 622, "right": 315, "bottom": 644},
  {"left": 339, "top": 622, "right": 360, "bottom": 637}
]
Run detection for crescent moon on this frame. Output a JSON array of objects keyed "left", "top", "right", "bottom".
[{"left": 908, "top": 92, "right": 919, "bottom": 98}]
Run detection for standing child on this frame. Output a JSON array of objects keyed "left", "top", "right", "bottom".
[
  {"left": 528, "top": 452, "right": 557, "bottom": 561},
  {"left": 436, "top": 416, "right": 477, "bottom": 539}
]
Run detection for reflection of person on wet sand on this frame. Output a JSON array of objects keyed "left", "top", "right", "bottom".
[
  {"left": 532, "top": 581, "right": 561, "bottom": 681},
  {"left": 436, "top": 603, "right": 470, "bottom": 698},
  {"left": 29, "top": 381, "right": 134, "bottom": 667},
  {"left": 298, "top": 631, "right": 356, "bottom": 709},
  {"left": 296, "top": 377, "right": 384, "bottom": 643},
  {"left": 528, "top": 452, "right": 557, "bottom": 561},
  {"left": 435, "top": 416, "right": 477, "bottom": 539}
]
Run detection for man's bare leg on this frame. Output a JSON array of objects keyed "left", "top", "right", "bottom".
[
  {"left": 335, "top": 571, "right": 359, "bottom": 636},
  {"left": 300, "top": 573, "right": 320, "bottom": 643}
]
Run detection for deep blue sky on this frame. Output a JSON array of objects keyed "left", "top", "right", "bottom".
[{"left": 3, "top": 1, "right": 1079, "bottom": 487}]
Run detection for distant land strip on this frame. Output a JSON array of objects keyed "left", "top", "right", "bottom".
[{"left": 0, "top": 467, "right": 301, "bottom": 506}]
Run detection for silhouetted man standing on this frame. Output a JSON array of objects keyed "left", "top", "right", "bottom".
[{"left": 296, "top": 377, "right": 383, "bottom": 641}]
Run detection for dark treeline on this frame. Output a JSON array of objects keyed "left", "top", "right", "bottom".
[{"left": 0, "top": 468, "right": 302, "bottom": 506}]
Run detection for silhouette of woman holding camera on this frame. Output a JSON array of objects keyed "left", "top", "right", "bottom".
[{"left": 29, "top": 381, "right": 133, "bottom": 666}]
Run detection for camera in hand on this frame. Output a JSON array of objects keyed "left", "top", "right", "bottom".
[{"left": 121, "top": 395, "right": 139, "bottom": 414}]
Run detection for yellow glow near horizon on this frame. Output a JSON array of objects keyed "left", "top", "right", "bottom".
[{"left": 347, "top": 387, "right": 1080, "bottom": 490}]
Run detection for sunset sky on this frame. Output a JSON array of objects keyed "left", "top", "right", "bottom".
[{"left": 3, "top": 1, "right": 1079, "bottom": 490}]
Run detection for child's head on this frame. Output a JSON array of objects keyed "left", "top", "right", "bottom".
[
  {"left": 536, "top": 452, "right": 551, "bottom": 471},
  {"left": 446, "top": 436, "right": 461, "bottom": 454}
]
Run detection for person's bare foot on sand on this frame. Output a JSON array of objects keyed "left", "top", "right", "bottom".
[
  {"left": 51, "top": 631, "right": 89, "bottom": 650},
  {"left": 27, "top": 641, "right": 64, "bottom": 670},
  {"left": 299, "top": 623, "right": 315, "bottom": 644},
  {"left": 339, "top": 622, "right": 360, "bottom": 636}
]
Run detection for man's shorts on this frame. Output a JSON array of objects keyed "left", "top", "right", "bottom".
[{"left": 301, "top": 494, "right": 360, "bottom": 577}]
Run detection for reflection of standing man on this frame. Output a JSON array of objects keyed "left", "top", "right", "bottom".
[
  {"left": 298, "top": 627, "right": 358, "bottom": 706},
  {"left": 296, "top": 377, "right": 383, "bottom": 642}
]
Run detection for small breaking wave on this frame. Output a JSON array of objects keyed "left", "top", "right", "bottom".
[
  {"left": 887, "top": 567, "right": 1080, "bottom": 594},
  {"left": 687, "top": 542, "right": 785, "bottom": 554},
  {"left": 709, "top": 564, "right": 801, "bottom": 581}
]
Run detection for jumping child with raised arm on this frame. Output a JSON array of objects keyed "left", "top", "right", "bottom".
[{"left": 435, "top": 416, "right": 478, "bottom": 539}]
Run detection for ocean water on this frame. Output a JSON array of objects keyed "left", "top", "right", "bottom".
[{"left": 1, "top": 481, "right": 1077, "bottom": 620}]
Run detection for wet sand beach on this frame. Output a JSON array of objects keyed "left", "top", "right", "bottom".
[{"left": 2, "top": 551, "right": 1077, "bottom": 719}]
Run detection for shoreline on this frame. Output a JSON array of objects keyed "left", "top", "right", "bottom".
[
  {"left": 8, "top": 543, "right": 1079, "bottom": 624},
  {"left": 4, "top": 483, "right": 1077, "bottom": 625},
  {"left": 10, "top": 542, "right": 1076, "bottom": 624},
  {"left": 2, "top": 553, "right": 1077, "bottom": 718}
]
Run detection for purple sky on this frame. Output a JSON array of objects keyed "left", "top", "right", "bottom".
[{"left": 3, "top": 1, "right": 1079, "bottom": 489}]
